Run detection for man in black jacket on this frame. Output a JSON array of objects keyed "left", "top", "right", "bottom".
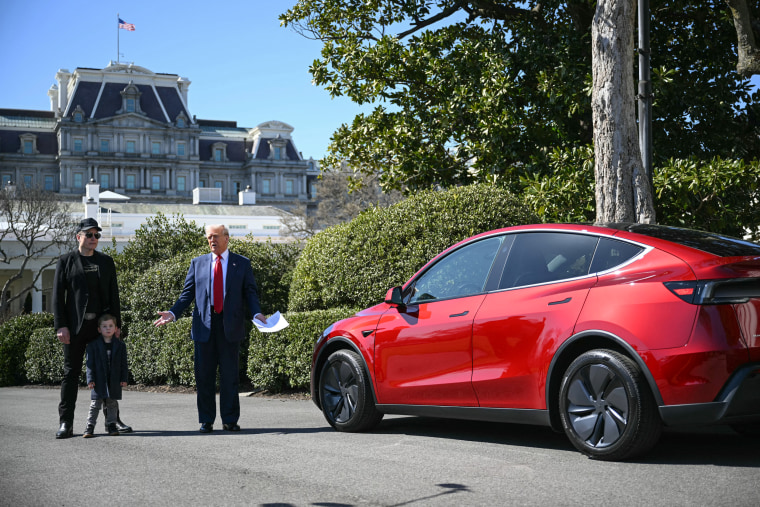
[{"left": 53, "top": 218, "right": 130, "bottom": 438}]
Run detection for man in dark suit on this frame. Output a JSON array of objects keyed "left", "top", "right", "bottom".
[
  {"left": 53, "top": 217, "right": 130, "bottom": 438},
  {"left": 154, "top": 224, "right": 266, "bottom": 432}
]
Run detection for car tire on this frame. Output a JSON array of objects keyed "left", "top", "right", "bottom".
[
  {"left": 559, "top": 349, "right": 661, "bottom": 461},
  {"left": 319, "top": 349, "right": 384, "bottom": 432}
]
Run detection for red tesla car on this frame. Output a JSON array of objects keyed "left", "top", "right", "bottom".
[{"left": 310, "top": 223, "right": 760, "bottom": 460}]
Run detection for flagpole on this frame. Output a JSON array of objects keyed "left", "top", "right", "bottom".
[{"left": 117, "top": 13, "right": 120, "bottom": 63}]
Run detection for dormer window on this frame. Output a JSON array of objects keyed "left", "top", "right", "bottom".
[
  {"left": 19, "top": 133, "right": 38, "bottom": 155},
  {"left": 175, "top": 112, "right": 188, "bottom": 128},
  {"left": 117, "top": 82, "right": 143, "bottom": 115},
  {"left": 267, "top": 136, "right": 289, "bottom": 161},
  {"left": 211, "top": 142, "right": 227, "bottom": 162},
  {"left": 72, "top": 105, "right": 85, "bottom": 123}
]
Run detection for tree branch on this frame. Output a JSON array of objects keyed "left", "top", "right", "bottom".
[{"left": 727, "top": 0, "right": 760, "bottom": 76}]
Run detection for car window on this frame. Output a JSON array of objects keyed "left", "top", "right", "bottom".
[
  {"left": 408, "top": 236, "right": 504, "bottom": 304},
  {"left": 499, "top": 232, "right": 599, "bottom": 289},
  {"left": 589, "top": 237, "right": 644, "bottom": 273}
]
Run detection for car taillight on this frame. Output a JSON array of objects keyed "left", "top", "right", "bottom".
[{"left": 665, "top": 278, "right": 760, "bottom": 305}]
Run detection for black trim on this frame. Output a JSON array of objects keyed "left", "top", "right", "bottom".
[
  {"left": 376, "top": 404, "right": 551, "bottom": 427},
  {"left": 659, "top": 362, "right": 760, "bottom": 426}
]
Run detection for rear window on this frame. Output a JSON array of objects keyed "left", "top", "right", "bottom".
[{"left": 602, "top": 224, "right": 760, "bottom": 257}]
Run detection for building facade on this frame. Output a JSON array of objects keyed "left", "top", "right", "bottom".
[{"left": 0, "top": 62, "right": 320, "bottom": 207}]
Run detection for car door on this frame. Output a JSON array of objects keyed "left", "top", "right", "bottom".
[
  {"left": 374, "top": 236, "right": 505, "bottom": 406},
  {"left": 471, "top": 232, "right": 600, "bottom": 409}
]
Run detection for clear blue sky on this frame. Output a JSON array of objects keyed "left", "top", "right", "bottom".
[{"left": 0, "top": 0, "right": 367, "bottom": 160}]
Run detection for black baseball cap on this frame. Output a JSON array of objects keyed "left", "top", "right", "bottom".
[{"left": 76, "top": 217, "right": 102, "bottom": 233}]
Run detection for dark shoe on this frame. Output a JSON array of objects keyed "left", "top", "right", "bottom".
[
  {"left": 115, "top": 419, "right": 133, "bottom": 434},
  {"left": 222, "top": 423, "right": 240, "bottom": 432},
  {"left": 106, "top": 423, "right": 120, "bottom": 436},
  {"left": 56, "top": 422, "right": 73, "bottom": 439},
  {"left": 82, "top": 424, "right": 95, "bottom": 438},
  {"left": 199, "top": 423, "right": 214, "bottom": 433}
]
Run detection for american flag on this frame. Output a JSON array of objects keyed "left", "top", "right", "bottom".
[{"left": 118, "top": 18, "right": 135, "bottom": 31}]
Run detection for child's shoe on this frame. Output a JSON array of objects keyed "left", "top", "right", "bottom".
[
  {"left": 82, "top": 424, "right": 95, "bottom": 438},
  {"left": 106, "top": 423, "right": 120, "bottom": 436}
]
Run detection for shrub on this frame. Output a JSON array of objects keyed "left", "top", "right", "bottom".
[
  {"left": 655, "top": 157, "right": 760, "bottom": 241},
  {"left": 126, "top": 319, "right": 194, "bottom": 386},
  {"left": 247, "top": 307, "right": 361, "bottom": 391},
  {"left": 288, "top": 184, "right": 540, "bottom": 312},
  {"left": 0, "top": 313, "right": 54, "bottom": 386},
  {"left": 24, "top": 326, "right": 85, "bottom": 385}
]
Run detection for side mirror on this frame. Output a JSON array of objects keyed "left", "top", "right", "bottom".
[{"left": 384, "top": 286, "right": 404, "bottom": 306}]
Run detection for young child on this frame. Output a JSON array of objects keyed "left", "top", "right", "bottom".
[{"left": 83, "top": 314, "right": 129, "bottom": 438}]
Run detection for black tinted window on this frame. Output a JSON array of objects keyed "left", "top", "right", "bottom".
[
  {"left": 601, "top": 224, "right": 760, "bottom": 257},
  {"left": 499, "top": 232, "right": 599, "bottom": 289},
  {"left": 589, "top": 238, "right": 644, "bottom": 273}
]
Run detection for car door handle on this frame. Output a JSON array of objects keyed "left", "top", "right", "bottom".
[
  {"left": 449, "top": 311, "right": 469, "bottom": 318},
  {"left": 548, "top": 297, "right": 572, "bottom": 305}
]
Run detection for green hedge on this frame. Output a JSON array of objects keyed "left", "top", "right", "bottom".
[
  {"left": 24, "top": 326, "right": 83, "bottom": 385},
  {"left": 126, "top": 319, "right": 195, "bottom": 386},
  {"left": 0, "top": 313, "right": 54, "bottom": 386},
  {"left": 288, "top": 184, "right": 540, "bottom": 311},
  {"left": 248, "top": 307, "right": 360, "bottom": 391}
]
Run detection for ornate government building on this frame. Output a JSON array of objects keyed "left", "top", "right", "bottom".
[{"left": 0, "top": 62, "right": 319, "bottom": 207}]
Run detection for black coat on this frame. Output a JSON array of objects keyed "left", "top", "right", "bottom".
[
  {"left": 85, "top": 336, "right": 128, "bottom": 400},
  {"left": 53, "top": 249, "right": 121, "bottom": 334}
]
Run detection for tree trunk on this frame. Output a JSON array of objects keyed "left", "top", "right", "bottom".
[
  {"left": 592, "top": 0, "right": 655, "bottom": 223},
  {"left": 726, "top": 0, "right": 760, "bottom": 76}
]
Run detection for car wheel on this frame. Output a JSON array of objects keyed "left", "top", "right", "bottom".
[
  {"left": 319, "top": 349, "right": 383, "bottom": 432},
  {"left": 559, "top": 349, "right": 661, "bottom": 461}
]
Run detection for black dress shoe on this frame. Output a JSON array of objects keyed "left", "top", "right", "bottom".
[
  {"left": 222, "top": 423, "right": 240, "bottom": 432},
  {"left": 115, "top": 419, "right": 133, "bottom": 433},
  {"left": 199, "top": 423, "right": 213, "bottom": 433},
  {"left": 56, "top": 422, "right": 73, "bottom": 439}
]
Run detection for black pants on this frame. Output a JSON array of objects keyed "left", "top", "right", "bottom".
[{"left": 58, "top": 319, "right": 98, "bottom": 424}]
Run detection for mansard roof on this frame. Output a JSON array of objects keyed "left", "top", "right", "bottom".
[{"left": 67, "top": 80, "right": 189, "bottom": 123}]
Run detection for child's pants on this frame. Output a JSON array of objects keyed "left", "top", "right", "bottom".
[{"left": 86, "top": 398, "right": 119, "bottom": 426}]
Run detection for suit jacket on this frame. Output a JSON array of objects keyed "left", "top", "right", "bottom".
[
  {"left": 170, "top": 251, "right": 261, "bottom": 343},
  {"left": 53, "top": 249, "right": 121, "bottom": 334},
  {"left": 85, "top": 336, "right": 129, "bottom": 400}
]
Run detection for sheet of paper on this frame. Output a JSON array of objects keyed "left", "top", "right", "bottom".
[{"left": 253, "top": 311, "right": 289, "bottom": 333}]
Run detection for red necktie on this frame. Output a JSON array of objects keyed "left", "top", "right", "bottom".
[{"left": 213, "top": 256, "right": 223, "bottom": 313}]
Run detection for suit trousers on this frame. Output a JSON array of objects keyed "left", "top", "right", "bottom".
[
  {"left": 59, "top": 319, "right": 98, "bottom": 424},
  {"left": 194, "top": 312, "right": 240, "bottom": 424}
]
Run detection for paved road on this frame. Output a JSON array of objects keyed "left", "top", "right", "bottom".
[{"left": 1, "top": 386, "right": 759, "bottom": 506}]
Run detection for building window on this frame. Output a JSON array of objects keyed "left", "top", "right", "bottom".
[
  {"left": 19, "top": 134, "right": 38, "bottom": 154},
  {"left": 214, "top": 181, "right": 223, "bottom": 190},
  {"left": 100, "top": 139, "right": 110, "bottom": 152},
  {"left": 310, "top": 182, "right": 317, "bottom": 198},
  {"left": 100, "top": 174, "right": 110, "bottom": 189},
  {"left": 23, "top": 175, "right": 33, "bottom": 187},
  {"left": 74, "top": 111, "right": 83, "bottom": 122},
  {"left": 152, "top": 175, "right": 161, "bottom": 190},
  {"left": 285, "top": 179, "right": 294, "bottom": 195},
  {"left": 229, "top": 224, "right": 247, "bottom": 230},
  {"left": 211, "top": 142, "right": 227, "bottom": 162},
  {"left": 126, "top": 174, "right": 136, "bottom": 190},
  {"left": 176, "top": 117, "right": 185, "bottom": 128},
  {"left": 177, "top": 176, "right": 186, "bottom": 191},
  {"left": 152, "top": 142, "right": 161, "bottom": 154},
  {"left": 199, "top": 180, "right": 206, "bottom": 187},
  {"left": 73, "top": 139, "right": 83, "bottom": 152},
  {"left": 73, "top": 173, "right": 84, "bottom": 189},
  {"left": 44, "top": 175, "right": 54, "bottom": 191},
  {"left": 263, "top": 225, "right": 280, "bottom": 230},
  {"left": 274, "top": 147, "right": 282, "bottom": 160},
  {"left": 177, "top": 143, "right": 185, "bottom": 156},
  {"left": 2, "top": 175, "right": 11, "bottom": 186},
  {"left": 126, "top": 98, "right": 135, "bottom": 113},
  {"left": 234, "top": 182, "right": 240, "bottom": 194},
  {"left": 126, "top": 140, "right": 136, "bottom": 153},
  {"left": 262, "top": 178, "right": 271, "bottom": 194}
]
